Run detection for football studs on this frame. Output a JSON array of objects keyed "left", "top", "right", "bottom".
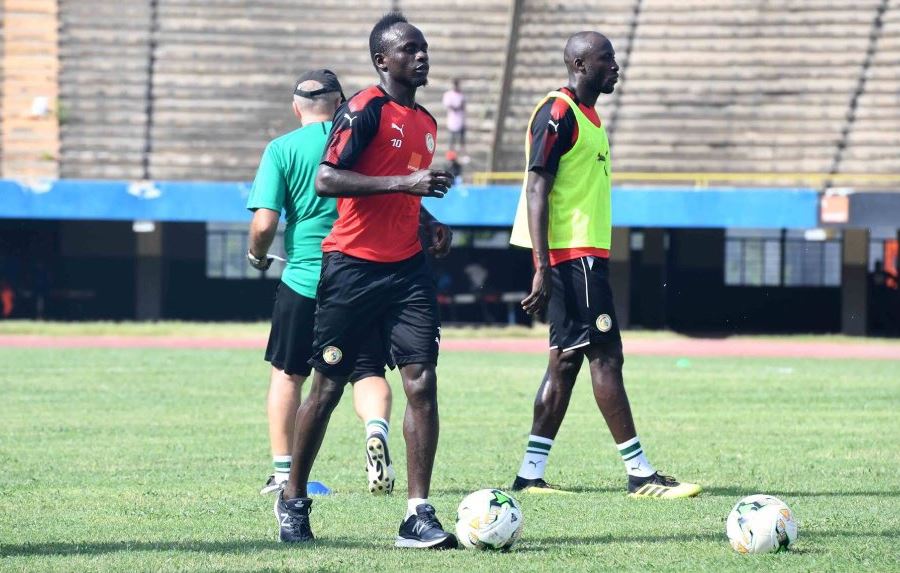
[
  {"left": 322, "top": 346, "right": 343, "bottom": 365},
  {"left": 596, "top": 314, "right": 612, "bottom": 332},
  {"left": 425, "top": 132, "right": 435, "bottom": 153}
]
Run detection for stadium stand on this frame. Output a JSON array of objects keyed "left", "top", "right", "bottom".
[
  {"left": 492, "top": 0, "right": 899, "bottom": 186},
  {"left": 149, "top": 0, "right": 389, "bottom": 181},
  {"left": 602, "top": 0, "right": 885, "bottom": 177},
  {"left": 46, "top": 0, "right": 900, "bottom": 184},
  {"left": 837, "top": 0, "right": 900, "bottom": 177},
  {"left": 398, "top": 0, "right": 512, "bottom": 173},
  {"left": 57, "top": 0, "right": 151, "bottom": 179}
]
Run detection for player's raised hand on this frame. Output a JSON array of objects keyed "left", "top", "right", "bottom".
[
  {"left": 521, "top": 267, "right": 551, "bottom": 316},
  {"left": 403, "top": 169, "right": 453, "bottom": 198}
]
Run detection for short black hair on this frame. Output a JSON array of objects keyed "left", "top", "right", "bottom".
[{"left": 369, "top": 11, "right": 408, "bottom": 62}]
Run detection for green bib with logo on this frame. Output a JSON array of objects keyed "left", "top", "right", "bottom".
[{"left": 510, "top": 91, "right": 612, "bottom": 251}]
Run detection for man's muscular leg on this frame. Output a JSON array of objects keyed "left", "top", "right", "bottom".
[
  {"left": 399, "top": 362, "right": 438, "bottom": 499},
  {"left": 513, "top": 349, "right": 584, "bottom": 491},
  {"left": 585, "top": 342, "right": 636, "bottom": 444},
  {"left": 529, "top": 350, "right": 585, "bottom": 438},
  {"left": 283, "top": 371, "right": 346, "bottom": 500}
]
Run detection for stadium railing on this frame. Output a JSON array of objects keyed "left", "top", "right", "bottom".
[{"left": 471, "top": 171, "right": 900, "bottom": 188}]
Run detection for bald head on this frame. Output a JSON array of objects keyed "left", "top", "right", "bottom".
[
  {"left": 562, "top": 31, "right": 619, "bottom": 100},
  {"left": 564, "top": 32, "right": 611, "bottom": 73},
  {"left": 293, "top": 80, "right": 341, "bottom": 117}
]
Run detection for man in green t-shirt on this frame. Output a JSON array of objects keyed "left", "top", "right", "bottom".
[{"left": 246, "top": 70, "right": 454, "bottom": 497}]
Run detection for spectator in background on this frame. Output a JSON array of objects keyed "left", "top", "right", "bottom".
[
  {"left": 872, "top": 261, "right": 898, "bottom": 290},
  {"left": 0, "top": 279, "right": 14, "bottom": 318},
  {"left": 442, "top": 79, "right": 466, "bottom": 151}
]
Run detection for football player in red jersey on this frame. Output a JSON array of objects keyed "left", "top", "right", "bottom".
[{"left": 274, "top": 12, "right": 457, "bottom": 549}]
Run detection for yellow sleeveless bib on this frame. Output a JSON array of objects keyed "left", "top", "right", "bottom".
[{"left": 510, "top": 91, "right": 612, "bottom": 251}]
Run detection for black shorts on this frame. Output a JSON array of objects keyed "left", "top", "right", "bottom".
[
  {"left": 309, "top": 251, "right": 440, "bottom": 379},
  {"left": 265, "top": 281, "right": 386, "bottom": 382},
  {"left": 548, "top": 256, "right": 622, "bottom": 352}
]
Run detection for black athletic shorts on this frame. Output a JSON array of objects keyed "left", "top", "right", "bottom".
[
  {"left": 548, "top": 256, "right": 622, "bottom": 352},
  {"left": 265, "top": 281, "right": 386, "bottom": 382},
  {"left": 309, "top": 251, "right": 440, "bottom": 379}
]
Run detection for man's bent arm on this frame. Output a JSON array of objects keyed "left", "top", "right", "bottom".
[
  {"left": 248, "top": 208, "right": 280, "bottom": 258},
  {"left": 316, "top": 165, "right": 452, "bottom": 199}
]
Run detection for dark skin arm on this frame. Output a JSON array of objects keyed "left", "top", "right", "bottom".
[
  {"left": 521, "top": 169, "right": 554, "bottom": 316},
  {"left": 316, "top": 165, "right": 453, "bottom": 199},
  {"left": 420, "top": 207, "right": 452, "bottom": 258}
]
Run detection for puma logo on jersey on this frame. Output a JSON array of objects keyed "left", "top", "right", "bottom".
[
  {"left": 391, "top": 123, "right": 405, "bottom": 137},
  {"left": 344, "top": 113, "right": 357, "bottom": 127},
  {"left": 547, "top": 119, "right": 560, "bottom": 132}
]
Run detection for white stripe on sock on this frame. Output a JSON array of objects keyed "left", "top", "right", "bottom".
[{"left": 519, "top": 435, "right": 553, "bottom": 480}]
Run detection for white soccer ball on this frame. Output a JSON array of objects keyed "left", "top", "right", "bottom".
[
  {"left": 726, "top": 494, "right": 798, "bottom": 554},
  {"left": 455, "top": 488, "right": 524, "bottom": 550}
]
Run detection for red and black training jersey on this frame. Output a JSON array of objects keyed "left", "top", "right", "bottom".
[
  {"left": 320, "top": 85, "right": 438, "bottom": 262},
  {"left": 528, "top": 87, "right": 609, "bottom": 265}
]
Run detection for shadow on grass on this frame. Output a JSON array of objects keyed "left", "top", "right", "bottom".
[
  {"left": 4, "top": 529, "right": 896, "bottom": 557},
  {"left": 701, "top": 486, "right": 900, "bottom": 498},
  {"left": 0, "top": 538, "right": 362, "bottom": 558},
  {"left": 443, "top": 485, "right": 900, "bottom": 498},
  {"left": 437, "top": 485, "right": 623, "bottom": 496},
  {"left": 529, "top": 528, "right": 900, "bottom": 549}
]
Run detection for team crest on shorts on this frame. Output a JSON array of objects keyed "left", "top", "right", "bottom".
[
  {"left": 425, "top": 133, "right": 435, "bottom": 153},
  {"left": 322, "top": 346, "right": 343, "bottom": 365},
  {"left": 596, "top": 314, "right": 612, "bottom": 332}
]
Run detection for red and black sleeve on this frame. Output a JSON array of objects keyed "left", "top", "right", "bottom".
[
  {"left": 527, "top": 97, "right": 577, "bottom": 177},
  {"left": 321, "top": 93, "right": 384, "bottom": 170}
]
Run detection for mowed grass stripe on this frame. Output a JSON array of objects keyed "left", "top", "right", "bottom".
[{"left": 0, "top": 348, "right": 898, "bottom": 572}]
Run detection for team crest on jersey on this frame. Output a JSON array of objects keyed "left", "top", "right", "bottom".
[
  {"left": 425, "top": 132, "right": 435, "bottom": 153},
  {"left": 322, "top": 346, "right": 343, "bottom": 365},
  {"left": 596, "top": 314, "right": 612, "bottom": 332}
]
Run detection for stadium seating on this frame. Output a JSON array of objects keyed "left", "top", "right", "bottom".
[
  {"left": 49, "top": 0, "right": 899, "bottom": 184},
  {"left": 149, "top": 0, "right": 389, "bottom": 181},
  {"left": 494, "top": 0, "right": 897, "bottom": 184},
  {"left": 58, "top": 0, "right": 151, "bottom": 179},
  {"left": 611, "top": 0, "right": 883, "bottom": 176},
  {"left": 838, "top": 0, "right": 900, "bottom": 177}
]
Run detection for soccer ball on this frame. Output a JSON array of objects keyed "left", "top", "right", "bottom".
[
  {"left": 726, "top": 494, "right": 798, "bottom": 554},
  {"left": 455, "top": 488, "right": 524, "bottom": 550}
]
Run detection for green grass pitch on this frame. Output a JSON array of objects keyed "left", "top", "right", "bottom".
[{"left": 1, "top": 347, "right": 898, "bottom": 572}]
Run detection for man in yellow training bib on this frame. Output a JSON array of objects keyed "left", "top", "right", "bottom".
[{"left": 509, "top": 31, "right": 701, "bottom": 499}]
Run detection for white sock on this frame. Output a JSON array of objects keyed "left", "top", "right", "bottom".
[
  {"left": 617, "top": 436, "right": 656, "bottom": 478},
  {"left": 407, "top": 497, "right": 429, "bottom": 517},
  {"left": 518, "top": 435, "right": 553, "bottom": 480},
  {"left": 273, "top": 455, "right": 291, "bottom": 483},
  {"left": 365, "top": 418, "right": 389, "bottom": 440}
]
